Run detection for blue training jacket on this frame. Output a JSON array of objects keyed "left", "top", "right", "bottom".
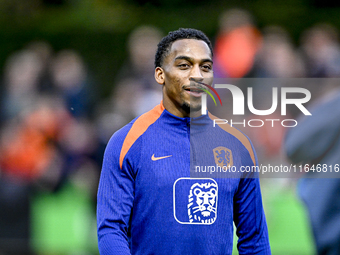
[{"left": 97, "top": 102, "right": 271, "bottom": 255}]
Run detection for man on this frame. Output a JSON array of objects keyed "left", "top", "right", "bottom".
[
  {"left": 285, "top": 88, "right": 340, "bottom": 255},
  {"left": 97, "top": 28, "right": 271, "bottom": 254}
]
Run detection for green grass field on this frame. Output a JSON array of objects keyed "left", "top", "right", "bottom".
[
  {"left": 31, "top": 180, "right": 314, "bottom": 255},
  {"left": 233, "top": 180, "right": 315, "bottom": 255}
]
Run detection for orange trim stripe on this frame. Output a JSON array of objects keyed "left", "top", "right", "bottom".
[
  {"left": 208, "top": 112, "right": 256, "bottom": 166},
  {"left": 119, "top": 103, "right": 164, "bottom": 169}
]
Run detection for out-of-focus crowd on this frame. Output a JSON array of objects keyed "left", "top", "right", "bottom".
[
  {"left": 0, "top": 42, "right": 101, "bottom": 254},
  {"left": 1, "top": 8, "right": 340, "bottom": 255}
]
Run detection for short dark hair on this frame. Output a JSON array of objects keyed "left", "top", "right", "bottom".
[{"left": 154, "top": 28, "right": 213, "bottom": 68}]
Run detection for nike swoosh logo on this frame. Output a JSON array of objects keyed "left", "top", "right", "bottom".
[{"left": 151, "top": 154, "right": 172, "bottom": 161}]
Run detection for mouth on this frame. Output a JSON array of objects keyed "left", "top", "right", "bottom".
[{"left": 183, "top": 85, "right": 205, "bottom": 97}]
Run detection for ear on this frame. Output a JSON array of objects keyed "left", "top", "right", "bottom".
[{"left": 155, "top": 67, "right": 165, "bottom": 85}]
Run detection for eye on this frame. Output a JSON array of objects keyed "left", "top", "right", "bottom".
[
  {"left": 178, "top": 63, "right": 190, "bottom": 70},
  {"left": 201, "top": 64, "right": 212, "bottom": 72}
]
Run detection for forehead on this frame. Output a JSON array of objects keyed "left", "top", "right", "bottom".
[{"left": 167, "top": 39, "right": 212, "bottom": 61}]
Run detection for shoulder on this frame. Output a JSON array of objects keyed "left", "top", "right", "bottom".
[
  {"left": 106, "top": 104, "right": 165, "bottom": 169},
  {"left": 208, "top": 112, "right": 257, "bottom": 166}
]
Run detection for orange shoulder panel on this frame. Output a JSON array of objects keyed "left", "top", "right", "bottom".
[
  {"left": 208, "top": 112, "right": 256, "bottom": 166},
  {"left": 119, "top": 103, "right": 164, "bottom": 169}
]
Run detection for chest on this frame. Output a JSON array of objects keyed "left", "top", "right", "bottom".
[{"left": 133, "top": 132, "right": 240, "bottom": 218}]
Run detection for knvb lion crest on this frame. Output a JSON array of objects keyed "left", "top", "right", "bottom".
[
  {"left": 188, "top": 182, "right": 218, "bottom": 224},
  {"left": 213, "top": 146, "right": 233, "bottom": 168},
  {"left": 173, "top": 178, "right": 218, "bottom": 225}
]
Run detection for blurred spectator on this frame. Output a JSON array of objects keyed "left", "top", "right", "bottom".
[
  {"left": 213, "top": 8, "right": 262, "bottom": 78},
  {"left": 29, "top": 102, "right": 100, "bottom": 255},
  {"left": 300, "top": 23, "right": 340, "bottom": 77},
  {"left": 255, "top": 26, "right": 306, "bottom": 78},
  {"left": 285, "top": 87, "right": 340, "bottom": 255},
  {"left": 25, "top": 40, "right": 54, "bottom": 93},
  {"left": 114, "top": 25, "right": 163, "bottom": 114},
  {"left": 112, "top": 77, "right": 162, "bottom": 120},
  {"left": 0, "top": 95, "right": 70, "bottom": 254},
  {"left": 95, "top": 25, "right": 163, "bottom": 145},
  {"left": 50, "top": 49, "right": 96, "bottom": 119},
  {"left": 0, "top": 48, "right": 47, "bottom": 255},
  {"left": 0, "top": 96, "right": 68, "bottom": 183},
  {"left": 115, "top": 25, "right": 163, "bottom": 90},
  {"left": 57, "top": 117, "right": 100, "bottom": 194},
  {"left": 0, "top": 43, "right": 101, "bottom": 254},
  {"left": 246, "top": 26, "right": 305, "bottom": 161},
  {"left": 0, "top": 49, "right": 43, "bottom": 122}
]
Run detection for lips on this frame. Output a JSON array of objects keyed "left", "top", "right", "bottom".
[{"left": 183, "top": 86, "right": 204, "bottom": 97}]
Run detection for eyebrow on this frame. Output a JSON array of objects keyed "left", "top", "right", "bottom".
[{"left": 174, "top": 55, "right": 213, "bottom": 64}]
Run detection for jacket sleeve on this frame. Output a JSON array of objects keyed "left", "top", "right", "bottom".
[
  {"left": 285, "top": 92, "right": 340, "bottom": 164},
  {"left": 97, "top": 129, "right": 135, "bottom": 255},
  {"left": 233, "top": 146, "right": 271, "bottom": 254}
]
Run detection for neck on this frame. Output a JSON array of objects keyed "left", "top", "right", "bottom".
[{"left": 162, "top": 98, "right": 201, "bottom": 118}]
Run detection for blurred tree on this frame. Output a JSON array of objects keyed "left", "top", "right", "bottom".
[
  {"left": 0, "top": 0, "right": 41, "bottom": 17},
  {"left": 129, "top": 0, "right": 217, "bottom": 7},
  {"left": 311, "top": 0, "right": 340, "bottom": 8},
  {"left": 42, "top": 0, "right": 66, "bottom": 5}
]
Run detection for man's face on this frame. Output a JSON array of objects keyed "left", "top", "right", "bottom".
[{"left": 155, "top": 39, "right": 213, "bottom": 117}]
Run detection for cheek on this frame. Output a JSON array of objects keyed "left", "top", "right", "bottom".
[
  {"left": 165, "top": 76, "right": 182, "bottom": 92},
  {"left": 168, "top": 73, "right": 181, "bottom": 84}
]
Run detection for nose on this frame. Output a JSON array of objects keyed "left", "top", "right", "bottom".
[
  {"left": 190, "top": 64, "right": 203, "bottom": 81},
  {"left": 202, "top": 194, "right": 210, "bottom": 205}
]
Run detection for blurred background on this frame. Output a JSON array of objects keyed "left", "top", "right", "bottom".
[{"left": 1, "top": 0, "right": 340, "bottom": 254}]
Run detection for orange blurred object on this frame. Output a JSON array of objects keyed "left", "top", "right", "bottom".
[
  {"left": 0, "top": 100, "right": 69, "bottom": 181},
  {"left": 1, "top": 125, "right": 55, "bottom": 180},
  {"left": 214, "top": 26, "right": 262, "bottom": 78}
]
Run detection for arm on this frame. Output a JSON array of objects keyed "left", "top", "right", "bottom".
[
  {"left": 97, "top": 130, "right": 135, "bottom": 255},
  {"left": 234, "top": 176, "right": 271, "bottom": 254},
  {"left": 234, "top": 148, "right": 271, "bottom": 254},
  {"left": 285, "top": 91, "right": 340, "bottom": 164}
]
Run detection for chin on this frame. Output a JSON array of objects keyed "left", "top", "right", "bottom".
[{"left": 182, "top": 102, "right": 201, "bottom": 114}]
